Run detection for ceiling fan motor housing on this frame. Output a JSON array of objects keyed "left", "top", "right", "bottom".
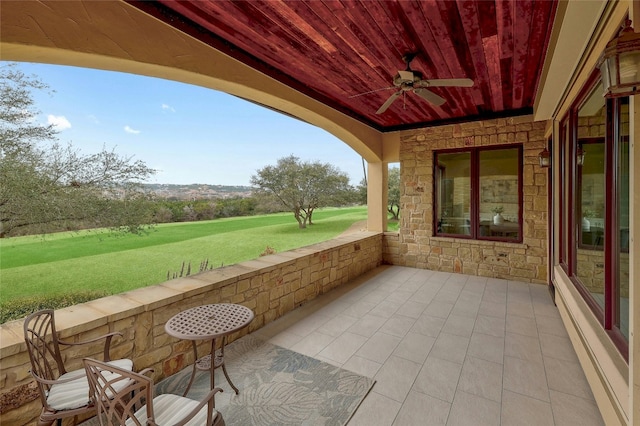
[{"left": 394, "top": 70, "right": 423, "bottom": 88}]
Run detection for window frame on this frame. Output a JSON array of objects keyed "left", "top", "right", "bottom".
[
  {"left": 433, "top": 144, "right": 523, "bottom": 243},
  {"left": 558, "top": 72, "right": 629, "bottom": 361}
]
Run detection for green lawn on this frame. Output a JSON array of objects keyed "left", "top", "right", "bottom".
[{"left": 0, "top": 207, "right": 367, "bottom": 303}]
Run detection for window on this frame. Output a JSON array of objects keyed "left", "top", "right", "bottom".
[
  {"left": 575, "top": 84, "right": 606, "bottom": 308},
  {"left": 559, "top": 75, "right": 629, "bottom": 358},
  {"left": 434, "top": 145, "right": 522, "bottom": 242}
]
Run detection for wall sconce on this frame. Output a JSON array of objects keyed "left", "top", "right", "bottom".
[
  {"left": 598, "top": 19, "right": 640, "bottom": 98},
  {"left": 538, "top": 147, "right": 550, "bottom": 168},
  {"left": 577, "top": 144, "right": 585, "bottom": 166}
]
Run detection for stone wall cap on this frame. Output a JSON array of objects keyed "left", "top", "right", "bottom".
[
  {"left": 0, "top": 322, "right": 25, "bottom": 356},
  {"left": 84, "top": 294, "right": 146, "bottom": 321},
  {"left": 120, "top": 285, "right": 184, "bottom": 310}
]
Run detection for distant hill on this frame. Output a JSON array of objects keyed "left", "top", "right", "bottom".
[{"left": 142, "top": 183, "right": 253, "bottom": 200}]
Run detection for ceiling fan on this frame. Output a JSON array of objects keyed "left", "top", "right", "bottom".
[{"left": 352, "top": 53, "right": 474, "bottom": 114}]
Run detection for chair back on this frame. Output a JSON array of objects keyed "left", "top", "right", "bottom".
[
  {"left": 23, "top": 310, "right": 67, "bottom": 402},
  {"left": 83, "top": 358, "right": 154, "bottom": 426}
]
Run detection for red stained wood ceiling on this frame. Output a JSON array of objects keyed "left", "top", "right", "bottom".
[{"left": 129, "top": 0, "right": 557, "bottom": 132}]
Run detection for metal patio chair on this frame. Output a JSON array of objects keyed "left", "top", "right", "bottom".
[
  {"left": 24, "top": 309, "right": 133, "bottom": 426},
  {"left": 83, "top": 358, "right": 225, "bottom": 426}
]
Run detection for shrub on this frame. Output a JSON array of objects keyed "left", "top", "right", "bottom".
[{"left": 0, "top": 291, "right": 109, "bottom": 324}]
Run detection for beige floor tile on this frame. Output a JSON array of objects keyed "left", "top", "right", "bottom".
[
  {"left": 533, "top": 302, "right": 562, "bottom": 319},
  {"left": 413, "top": 356, "right": 462, "bottom": 402},
  {"left": 506, "top": 314, "right": 539, "bottom": 337},
  {"left": 507, "top": 300, "right": 535, "bottom": 318},
  {"left": 317, "top": 331, "right": 368, "bottom": 364},
  {"left": 284, "top": 311, "right": 331, "bottom": 336},
  {"left": 434, "top": 290, "right": 460, "bottom": 304},
  {"left": 386, "top": 290, "right": 415, "bottom": 305},
  {"left": 379, "top": 314, "right": 416, "bottom": 338},
  {"left": 441, "top": 314, "right": 476, "bottom": 338},
  {"left": 544, "top": 357, "right": 595, "bottom": 401},
  {"left": 347, "top": 391, "right": 402, "bottom": 426},
  {"left": 267, "top": 330, "right": 302, "bottom": 349},
  {"left": 373, "top": 355, "right": 422, "bottom": 402},
  {"left": 342, "top": 355, "right": 381, "bottom": 378},
  {"left": 393, "top": 391, "right": 451, "bottom": 426},
  {"left": 430, "top": 333, "right": 470, "bottom": 364},
  {"left": 501, "top": 390, "right": 554, "bottom": 426},
  {"left": 397, "top": 280, "right": 424, "bottom": 293},
  {"left": 446, "top": 390, "right": 501, "bottom": 426},
  {"left": 503, "top": 356, "right": 550, "bottom": 402},
  {"left": 535, "top": 315, "right": 569, "bottom": 338},
  {"left": 355, "top": 331, "right": 402, "bottom": 364},
  {"left": 290, "top": 330, "right": 335, "bottom": 357},
  {"left": 313, "top": 354, "right": 343, "bottom": 368},
  {"left": 450, "top": 298, "right": 481, "bottom": 318},
  {"left": 482, "top": 288, "right": 508, "bottom": 304},
  {"left": 474, "top": 314, "right": 506, "bottom": 337},
  {"left": 539, "top": 333, "right": 579, "bottom": 362},
  {"left": 504, "top": 332, "right": 543, "bottom": 362},
  {"left": 253, "top": 266, "right": 604, "bottom": 425},
  {"left": 478, "top": 299, "right": 507, "bottom": 318},
  {"left": 347, "top": 314, "right": 387, "bottom": 338},
  {"left": 410, "top": 314, "right": 446, "bottom": 337},
  {"left": 393, "top": 332, "right": 435, "bottom": 364},
  {"left": 369, "top": 300, "right": 403, "bottom": 319},
  {"left": 549, "top": 390, "right": 604, "bottom": 426},
  {"left": 342, "top": 300, "right": 377, "bottom": 319},
  {"left": 397, "top": 300, "right": 428, "bottom": 319},
  {"left": 464, "top": 280, "right": 487, "bottom": 293},
  {"left": 315, "top": 313, "right": 358, "bottom": 337},
  {"left": 362, "top": 289, "right": 391, "bottom": 304},
  {"left": 412, "top": 287, "right": 440, "bottom": 304},
  {"left": 467, "top": 332, "right": 504, "bottom": 364},
  {"left": 457, "top": 356, "right": 503, "bottom": 402}
]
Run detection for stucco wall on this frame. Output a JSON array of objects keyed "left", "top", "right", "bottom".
[
  {"left": 0, "top": 232, "right": 382, "bottom": 425},
  {"left": 396, "top": 115, "right": 549, "bottom": 283}
]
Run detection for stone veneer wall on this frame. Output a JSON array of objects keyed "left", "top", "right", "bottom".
[
  {"left": 397, "top": 115, "right": 549, "bottom": 283},
  {"left": 0, "top": 232, "right": 382, "bottom": 425}
]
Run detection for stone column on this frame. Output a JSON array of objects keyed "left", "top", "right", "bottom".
[{"left": 367, "top": 162, "right": 388, "bottom": 232}]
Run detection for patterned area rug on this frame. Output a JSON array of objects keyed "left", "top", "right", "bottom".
[{"left": 154, "top": 335, "right": 375, "bottom": 426}]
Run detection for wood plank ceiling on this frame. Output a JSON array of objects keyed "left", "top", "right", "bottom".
[{"left": 128, "top": 0, "right": 557, "bottom": 132}]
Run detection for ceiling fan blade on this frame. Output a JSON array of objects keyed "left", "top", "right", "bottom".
[
  {"left": 376, "top": 91, "right": 402, "bottom": 114},
  {"left": 423, "top": 78, "right": 474, "bottom": 87},
  {"left": 348, "top": 86, "right": 396, "bottom": 98},
  {"left": 414, "top": 88, "right": 446, "bottom": 106}
]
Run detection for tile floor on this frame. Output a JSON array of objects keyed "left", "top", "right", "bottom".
[{"left": 253, "top": 265, "right": 604, "bottom": 426}]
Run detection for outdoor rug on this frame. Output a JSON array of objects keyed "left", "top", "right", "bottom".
[{"left": 153, "top": 335, "right": 375, "bottom": 426}]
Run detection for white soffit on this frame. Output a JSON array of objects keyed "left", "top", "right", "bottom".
[{"left": 534, "top": 0, "right": 607, "bottom": 121}]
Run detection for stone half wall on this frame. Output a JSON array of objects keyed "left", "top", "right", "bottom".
[
  {"left": 397, "top": 115, "right": 549, "bottom": 283},
  {"left": 0, "top": 232, "right": 382, "bottom": 425}
]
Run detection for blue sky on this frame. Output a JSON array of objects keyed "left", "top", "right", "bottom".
[{"left": 15, "top": 62, "right": 366, "bottom": 186}]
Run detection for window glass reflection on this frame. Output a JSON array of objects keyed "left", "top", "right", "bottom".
[{"left": 575, "top": 83, "right": 605, "bottom": 310}]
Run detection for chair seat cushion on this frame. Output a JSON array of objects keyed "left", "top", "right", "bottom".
[
  {"left": 127, "top": 393, "right": 218, "bottom": 426},
  {"left": 47, "top": 358, "right": 133, "bottom": 411}
]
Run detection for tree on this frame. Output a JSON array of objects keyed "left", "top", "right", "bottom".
[
  {"left": 0, "top": 63, "right": 156, "bottom": 237},
  {"left": 250, "top": 155, "right": 353, "bottom": 229},
  {"left": 388, "top": 166, "right": 400, "bottom": 220},
  {"left": 355, "top": 165, "right": 400, "bottom": 219}
]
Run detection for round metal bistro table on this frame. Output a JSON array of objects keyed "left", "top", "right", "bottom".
[{"left": 165, "top": 303, "right": 254, "bottom": 396}]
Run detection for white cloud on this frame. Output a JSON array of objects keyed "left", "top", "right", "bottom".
[
  {"left": 87, "top": 114, "right": 100, "bottom": 124},
  {"left": 124, "top": 125, "right": 141, "bottom": 134},
  {"left": 47, "top": 115, "right": 71, "bottom": 131},
  {"left": 162, "top": 103, "right": 176, "bottom": 112}
]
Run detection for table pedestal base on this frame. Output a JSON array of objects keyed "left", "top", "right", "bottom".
[{"left": 182, "top": 337, "right": 239, "bottom": 397}]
